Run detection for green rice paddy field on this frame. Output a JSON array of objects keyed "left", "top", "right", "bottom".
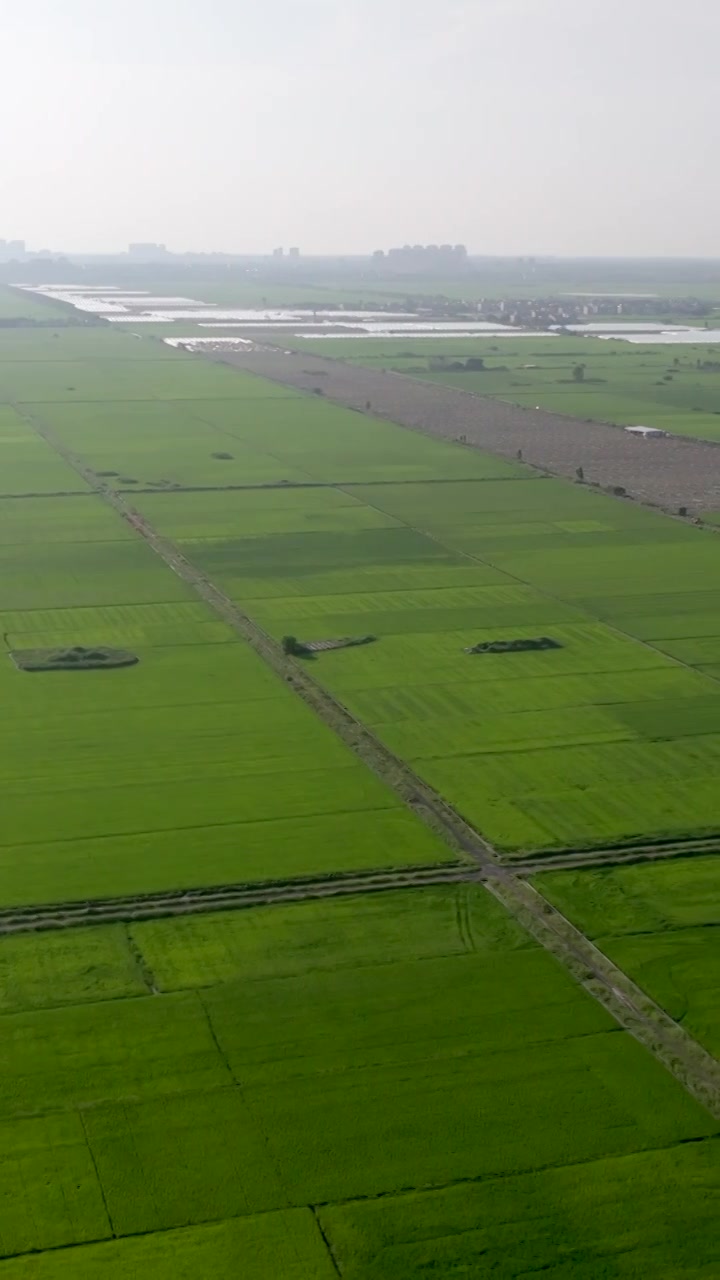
[
  {"left": 0, "top": 318, "right": 719, "bottom": 1274},
  {"left": 0, "top": 886, "right": 718, "bottom": 1276},
  {"left": 300, "top": 333, "right": 720, "bottom": 442},
  {"left": 133, "top": 462, "right": 720, "bottom": 856},
  {"left": 0, "top": 338, "right": 450, "bottom": 906},
  {"left": 4, "top": 324, "right": 720, "bottom": 863}
]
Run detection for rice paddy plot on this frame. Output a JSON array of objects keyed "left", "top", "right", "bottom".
[
  {"left": 602, "top": 929, "right": 720, "bottom": 1055},
  {"left": 0, "top": 805, "right": 445, "bottom": 909},
  {"left": 348, "top": 476, "right": 611, "bottom": 526},
  {"left": 141, "top": 488, "right": 400, "bottom": 538},
  {"left": 0, "top": 325, "right": 185, "bottom": 361},
  {"left": 0, "top": 926, "right": 146, "bottom": 1014},
  {"left": 427, "top": 519, "right": 703, "bottom": 562},
  {"left": 486, "top": 540, "right": 720, "bottom": 603},
  {"left": 83, "top": 1089, "right": 289, "bottom": 1233},
  {"left": 0, "top": 754, "right": 409, "bottom": 875},
  {"left": 572, "top": 588, "right": 720, "bottom": 621},
  {"left": 132, "top": 883, "right": 533, "bottom": 990},
  {"left": 243, "top": 582, "right": 585, "bottom": 640},
  {"left": 420, "top": 737, "right": 720, "bottom": 852},
  {"left": 0, "top": 539, "right": 196, "bottom": 610},
  {"left": 0, "top": 1210, "right": 337, "bottom": 1279},
  {"left": 199, "top": 953, "right": 714, "bottom": 1202},
  {"left": 175, "top": 525, "right": 467, "bottom": 595},
  {"left": 377, "top": 705, "right": 638, "bottom": 760},
  {"left": 537, "top": 857, "right": 720, "bottom": 1055},
  {"left": 32, "top": 399, "right": 318, "bottom": 489},
  {"left": 650, "top": 635, "right": 720, "bottom": 665},
  {"left": 535, "top": 855, "right": 720, "bottom": 937},
  {"left": 319, "top": 1142, "right": 720, "bottom": 1278},
  {"left": 616, "top": 609, "right": 720, "bottom": 640},
  {"left": 312, "top": 623, "right": 673, "bottom": 694},
  {"left": 0, "top": 636, "right": 278, "bottom": 721},
  {"left": 1, "top": 696, "right": 368, "bottom": 789},
  {"left": 0, "top": 598, "right": 233, "bottom": 643},
  {"left": 0, "top": 991, "right": 233, "bottom": 1119},
  {"left": 208, "top": 561, "right": 495, "bottom": 601},
  {"left": 0, "top": 407, "right": 89, "bottom": 495},
  {"left": 344, "top": 665, "right": 715, "bottom": 724},
  {"left": 0, "top": 493, "right": 134, "bottom": 545},
  {"left": 5, "top": 359, "right": 293, "bottom": 403},
  {"left": 138, "top": 482, "right": 371, "bottom": 534},
  {"left": 241, "top": 584, "right": 559, "bottom": 620},
  {"left": 0, "top": 1113, "right": 110, "bottom": 1257},
  {"left": 609, "top": 694, "right": 720, "bottom": 738},
  {"left": 191, "top": 396, "right": 523, "bottom": 482}
]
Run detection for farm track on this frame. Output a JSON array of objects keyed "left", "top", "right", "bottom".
[
  {"left": 0, "top": 864, "right": 470, "bottom": 934},
  {"left": 216, "top": 346, "right": 720, "bottom": 514},
  {"left": 512, "top": 834, "right": 720, "bottom": 874},
  {"left": 14, "top": 400, "right": 720, "bottom": 1119},
  {"left": 0, "top": 837, "right": 715, "bottom": 933}
]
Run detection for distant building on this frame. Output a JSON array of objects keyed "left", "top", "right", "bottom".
[
  {"left": 0, "top": 239, "right": 26, "bottom": 261},
  {"left": 288, "top": 247, "right": 300, "bottom": 258},
  {"left": 272, "top": 247, "right": 284, "bottom": 258},
  {"left": 382, "top": 243, "right": 469, "bottom": 273},
  {"left": 127, "top": 242, "right": 169, "bottom": 261}
]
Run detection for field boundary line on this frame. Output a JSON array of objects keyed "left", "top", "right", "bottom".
[
  {"left": 14, "top": 398, "right": 720, "bottom": 1120},
  {"left": 310, "top": 1207, "right": 343, "bottom": 1277},
  {"left": 78, "top": 1109, "right": 117, "bottom": 1240}
]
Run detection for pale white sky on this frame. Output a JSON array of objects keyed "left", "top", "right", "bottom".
[{"left": 2, "top": 0, "right": 718, "bottom": 256}]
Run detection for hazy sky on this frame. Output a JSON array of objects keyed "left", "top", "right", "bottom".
[{"left": 3, "top": 0, "right": 718, "bottom": 256}]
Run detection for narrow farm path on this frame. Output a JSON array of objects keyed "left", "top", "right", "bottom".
[
  {"left": 0, "top": 864, "right": 471, "bottom": 934},
  {"left": 14, "top": 399, "right": 720, "bottom": 1122}
]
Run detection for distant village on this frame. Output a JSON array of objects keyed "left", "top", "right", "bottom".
[{"left": 472, "top": 295, "right": 716, "bottom": 329}]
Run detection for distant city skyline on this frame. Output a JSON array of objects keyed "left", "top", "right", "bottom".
[{"left": 2, "top": 0, "right": 719, "bottom": 258}]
